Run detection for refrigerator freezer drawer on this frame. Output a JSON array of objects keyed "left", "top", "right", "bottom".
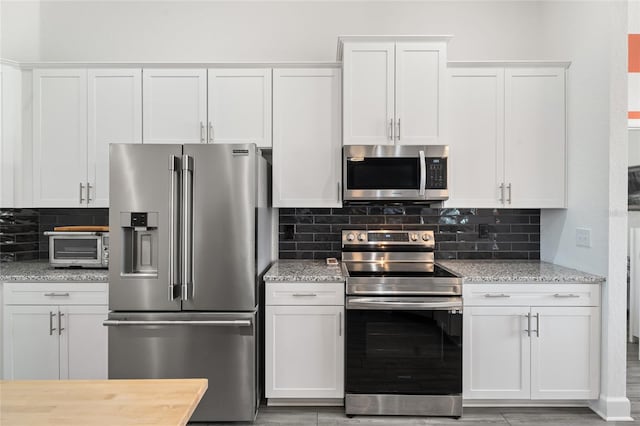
[{"left": 106, "top": 311, "right": 257, "bottom": 422}]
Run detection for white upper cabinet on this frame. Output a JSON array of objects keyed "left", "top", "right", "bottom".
[
  {"left": 445, "top": 64, "right": 567, "bottom": 209},
  {"left": 88, "top": 69, "right": 142, "bottom": 207},
  {"left": 142, "top": 69, "right": 207, "bottom": 144},
  {"left": 446, "top": 68, "right": 505, "bottom": 207},
  {"left": 504, "top": 68, "right": 566, "bottom": 208},
  {"left": 208, "top": 68, "right": 272, "bottom": 147},
  {"left": 341, "top": 37, "right": 448, "bottom": 146},
  {"left": 343, "top": 42, "right": 395, "bottom": 145},
  {"left": 32, "top": 68, "right": 142, "bottom": 208},
  {"left": 272, "top": 68, "right": 342, "bottom": 208},
  {"left": 33, "top": 69, "right": 88, "bottom": 207}
]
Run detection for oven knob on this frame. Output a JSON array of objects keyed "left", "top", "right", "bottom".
[
  {"left": 346, "top": 233, "right": 355, "bottom": 242},
  {"left": 422, "top": 233, "right": 431, "bottom": 241},
  {"left": 410, "top": 233, "right": 418, "bottom": 241},
  {"left": 358, "top": 233, "right": 367, "bottom": 242}
]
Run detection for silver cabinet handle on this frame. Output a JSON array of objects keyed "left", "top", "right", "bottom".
[
  {"left": 181, "top": 154, "right": 194, "bottom": 301},
  {"left": 524, "top": 312, "right": 531, "bottom": 337},
  {"left": 208, "top": 121, "right": 213, "bottom": 143},
  {"left": 534, "top": 312, "right": 540, "bottom": 337},
  {"left": 86, "top": 182, "right": 93, "bottom": 204},
  {"left": 388, "top": 118, "right": 394, "bottom": 141},
  {"left": 419, "top": 150, "right": 426, "bottom": 196},
  {"left": 484, "top": 293, "right": 511, "bottom": 298},
  {"left": 338, "top": 311, "right": 342, "bottom": 337},
  {"left": 168, "top": 155, "right": 180, "bottom": 301},
  {"left": 79, "top": 183, "right": 85, "bottom": 204},
  {"left": 44, "top": 292, "right": 70, "bottom": 297},
  {"left": 507, "top": 183, "right": 512, "bottom": 204},
  {"left": 292, "top": 293, "right": 317, "bottom": 297},
  {"left": 397, "top": 118, "right": 401, "bottom": 141},
  {"left": 103, "top": 320, "right": 252, "bottom": 327},
  {"left": 200, "top": 122, "right": 205, "bottom": 143},
  {"left": 49, "top": 311, "right": 57, "bottom": 336},
  {"left": 499, "top": 183, "right": 505, "bottom": 204},
  {"left": 554, "top": 293, "right": 580, "bottom": 298},
  {"left": 58, "top": 311, "right": 64, "bottom": 335}
]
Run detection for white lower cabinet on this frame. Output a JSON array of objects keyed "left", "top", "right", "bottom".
[
  {"left": 265, "top": 282, "right": 344, "bottom": 402},
  {"left": 463, "top": 284, "right": 600, "bottom": 401},
  {"left": 2, "top": 283, "right": 108, "bottom": 380}
]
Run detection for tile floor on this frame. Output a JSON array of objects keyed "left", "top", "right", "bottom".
[{"left": 197, "top": 343, "right": 640, "bottom": 425}]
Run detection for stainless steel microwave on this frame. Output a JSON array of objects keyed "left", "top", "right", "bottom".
[
  {"left": 44, "top": 231, "right": 109, "bottom": 268},
  {"left": 343, "top": 145, "right": 449, "bottom": 202}
]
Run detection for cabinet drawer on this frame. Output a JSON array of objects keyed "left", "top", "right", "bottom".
[
  {"left": 463, "top": 284, "right": 600, "bottom": 307},
  {"left": 266, "top": 282, "right": 344, "bottom": 306},
  {"left": 3, "top": 283, "right": 108, "bottom": 305}
]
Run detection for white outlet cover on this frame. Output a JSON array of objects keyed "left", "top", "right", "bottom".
[{"left": 576, "top": 228, "right": 591, "bottom": 248}]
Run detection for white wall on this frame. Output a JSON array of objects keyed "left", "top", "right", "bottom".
[
  {"left": 539, "top": 0, "right": 629, "bottom": 420},
  {"left": 1, "top": 0, "right": 545, "bottom": 62}
]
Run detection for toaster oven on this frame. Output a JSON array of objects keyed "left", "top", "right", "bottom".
[{"left": 44, "top": 231, "right": 109, "bottom": 268}]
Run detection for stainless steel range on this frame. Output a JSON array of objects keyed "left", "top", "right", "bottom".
[{"left": 342, "top": 229, "right": 463, "bottom": 418}]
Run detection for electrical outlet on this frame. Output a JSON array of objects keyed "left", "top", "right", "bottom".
[{"left": 576, "top": 228, "right": 591, "bottom": 248}]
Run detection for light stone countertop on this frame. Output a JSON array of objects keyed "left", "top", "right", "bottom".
[
  {"left": 264, "top": 260, "right": 345, "bottom": 283},
  {"left": 438, "top": 260, "right": 605, "bottom": 284},
  {"left": 0, "top": 260, "right": 108, "bottom": 282}
]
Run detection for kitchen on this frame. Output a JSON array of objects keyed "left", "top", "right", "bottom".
[{"left": 0, "top": 0, "right": 633, "bottom": 425}]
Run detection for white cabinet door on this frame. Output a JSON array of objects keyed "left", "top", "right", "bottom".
[
  {"left": 504, "top": 68, "right": 566, "bottom": 208},
  {"left": 3, "top": 305, "right": 60, "bottom": 380},
  {"left": 343, "top": 43, "right": 395, "bottom": 145},
  {"left": 59, "top": 305, "right": 108, "bottom": 380},
  {"left": 266, "top": 305, "right": 344, "bottom": 399},
  {"left": 33, "top": 69, "right": 88, "bottom": 207},
  {"left": 530, "top": 307, "right": 600, "bottom": 400},
  {"left": 208, "top": 68, "right": 272, "bottom": 147},
  {"left": 463, "top": 306, "right": 531, "bottom": 399},
  {"left": 445, "top": 68, "right": 505, "bottom": 208},
  {"left": 273, "top": 68, "right": 341, "bottom": 208},
  {"left": 395, "top": 42, "right": 445, "bottom": 145},
  {"left": 88, "top": 69, "right": 142, "bottom": 207},
  {"left": 142, "top": 69, "right": 207, "bottom": 144}
]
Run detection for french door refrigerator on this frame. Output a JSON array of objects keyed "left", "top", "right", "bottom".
[{"left": 105, "top": 143, "right": 270, "bottom": 422}]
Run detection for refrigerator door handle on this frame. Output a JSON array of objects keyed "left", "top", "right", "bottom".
[
  {"left": 168, "top": 155, "right": 181, "bottom": 301},
  {"left": 181, "top": 154, "right": 194, "bottom": 301},
  {"left": 103, "top": 319, "right": 252, "bottom": 327}
]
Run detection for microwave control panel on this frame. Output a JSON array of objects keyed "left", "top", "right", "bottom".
[{"left": 426, "top": 158, "right": 447, "bottom": 189}]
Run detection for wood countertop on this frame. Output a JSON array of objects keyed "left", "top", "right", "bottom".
[{"left": 0, "top": 378, "right": 208, "bottom": 426}]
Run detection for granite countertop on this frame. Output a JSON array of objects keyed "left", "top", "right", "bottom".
[
  {"left": 264, "top": 260, "right": 345, "bottom": 283},
  {"left": 0, "top": 261, "right": 109, "bottom": 282},
  {"left": 438, "top": 260, "right": 605, "bottom": 284}
]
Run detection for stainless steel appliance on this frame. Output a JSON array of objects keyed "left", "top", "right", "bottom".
[
  {"left": 44, "top": 231, "right": 109, "bottom": 268},
  {"left": 342, "top": 229, "right": 463, "bottom": 418},
  {"left": 105, "top": 144, "right": 271, "bottom": 423},
  {"left": 343, "top": 145, "right": 448, "bottom": 202}
]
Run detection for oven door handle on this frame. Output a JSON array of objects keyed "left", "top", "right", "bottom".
[{"left": 346, "top": 297, "right": 462, "bottom": 311}]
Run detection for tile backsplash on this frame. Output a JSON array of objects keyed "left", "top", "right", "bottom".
[
  {"left": 0, "top": 208, "right": 109, "bottom": 262},
  {"left": 279, "top": 206, "right": 540, "bottom": 261}
]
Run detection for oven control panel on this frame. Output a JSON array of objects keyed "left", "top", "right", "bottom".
[{"left": 342, "top": 230, "right": 435, "bottom": 247}]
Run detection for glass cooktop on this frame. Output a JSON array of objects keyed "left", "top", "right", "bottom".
[{"left": 345, "top": 263, "right": 459, "bottom": 278}]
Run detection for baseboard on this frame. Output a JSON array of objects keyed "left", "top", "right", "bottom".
[
  {"left": 463, "top": 399, "right": 590, "bottom": 407},
  {"left": 590, "top": 396, "right": 633, "bottom": 421},
  {"left": 267, "top": 398, "right": 344, "bottom": 407}
]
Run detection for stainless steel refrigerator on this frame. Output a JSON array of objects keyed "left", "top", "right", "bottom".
[{"left": 105, "top": 143, "right": 271, "bottom": 422}]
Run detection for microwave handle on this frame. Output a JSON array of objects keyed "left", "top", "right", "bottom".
[{"left": 419, "top": 150, "right": 426, "bottom": 196}]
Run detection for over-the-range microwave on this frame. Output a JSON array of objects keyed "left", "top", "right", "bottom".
[{"left": 343, "top": 145, "right": 449, "bottom": 202}]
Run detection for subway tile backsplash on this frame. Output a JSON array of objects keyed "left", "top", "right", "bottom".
[
  {"left": 0, "top": 208, "right": 109, "bottom": 262},
  {"left": 279, "top": 206, "right": 540, "bottom": 261}
]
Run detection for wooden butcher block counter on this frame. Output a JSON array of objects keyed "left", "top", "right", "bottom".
[{"left": 0, "top": 378, "right": 208, "bottom": 426}]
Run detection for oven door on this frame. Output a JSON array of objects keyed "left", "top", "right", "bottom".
[
  {"left": 345, "top": 296, "right": 462, "bottom": 397},
  {"left": 49, "top": 235, "right": 102, "bottom": 266}
]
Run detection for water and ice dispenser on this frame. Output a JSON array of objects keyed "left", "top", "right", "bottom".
[{"left": 120, "top": 212, "right": 159, "bottom": 277}]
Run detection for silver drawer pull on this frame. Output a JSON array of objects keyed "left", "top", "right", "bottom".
[
  {"left": 292, "top": 293, "right": 317, "bottom": 297},
  {"left": 44, "top": 292, "right": 70, "bottom": 297},
  {"left": 553, "top": 293, "right": 580, "bottom": 298},
  {"left": 484, "top": 293, "right": 511, "bottom": 298}
]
